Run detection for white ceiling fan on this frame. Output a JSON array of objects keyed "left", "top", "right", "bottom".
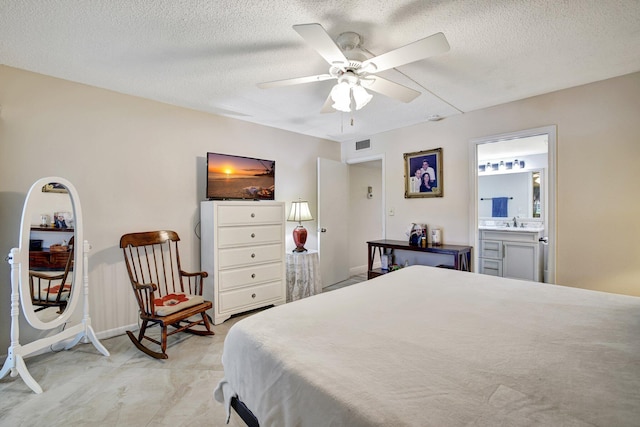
[{"left": 257, "top": 23, "right": 450, "bottom": 113}]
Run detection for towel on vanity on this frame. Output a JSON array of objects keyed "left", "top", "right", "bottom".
[{"left": 492, "top": 197, "right": 509, "bottom": 217}]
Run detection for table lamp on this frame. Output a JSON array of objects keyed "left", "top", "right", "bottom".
[{"left": 287, "top": 200, "right": 313, "bottom": 252}]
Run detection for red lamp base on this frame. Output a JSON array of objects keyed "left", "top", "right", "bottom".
[{"left": 292, "top": 225, "right": 308, "bottom": 252}]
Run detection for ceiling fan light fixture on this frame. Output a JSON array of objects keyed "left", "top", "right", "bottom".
[
  {"left": 352, "top": 85, "right": 373, "bottom": 110},
  {"left": 260, "top": 25, "right": 451, "bottom": 115},
  {"left": 330, "top": 81, "right": 352, "bottom": 112},
  {"left": 330, "top": 81, "right": 373, "bottom": 112}
]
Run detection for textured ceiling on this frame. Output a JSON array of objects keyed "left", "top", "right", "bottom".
[{"left": 2, "top": 1, "right": 639, "bottom": 143}]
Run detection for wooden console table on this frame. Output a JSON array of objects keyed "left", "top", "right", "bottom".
[{"left": 367, "top": 239, "right": 472, "bottom": 279}]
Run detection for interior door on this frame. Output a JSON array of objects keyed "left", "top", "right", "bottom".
[{"left": 317, "top": 158, "right": 349, "bottom": 288}]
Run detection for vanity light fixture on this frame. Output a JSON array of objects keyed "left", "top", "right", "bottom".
[{"left": 481, "top": 159, "right": 526, "bottom": 174}]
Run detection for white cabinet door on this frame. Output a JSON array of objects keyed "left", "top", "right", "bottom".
[{"left": 503, "top": 242, "right": 539, "bottom": 281}]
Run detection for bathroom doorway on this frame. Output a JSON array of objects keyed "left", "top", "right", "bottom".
[{"left": 469, "top": 126, "right": 556, "bottom": 283}]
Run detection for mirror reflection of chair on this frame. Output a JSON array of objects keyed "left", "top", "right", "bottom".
[
  {"left": 29, "top": 236, "right": 74, "bottom": 314},
  {"left": 1, "top": 177, "right": 109, "bottom": 394},
  {"left": 120, "top": 230, "right": 214, "bottom": 359}
]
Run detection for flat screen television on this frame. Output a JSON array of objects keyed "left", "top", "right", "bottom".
[{"left": 206, "top": 152, "right": 275, "bottom": 200}]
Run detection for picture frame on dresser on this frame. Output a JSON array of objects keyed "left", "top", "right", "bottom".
[{"left": 404, "top": 148, "right": 443, "bottom": 198}]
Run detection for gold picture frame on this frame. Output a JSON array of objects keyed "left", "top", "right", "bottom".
[
  {"left": 404, "top": 148, "right": 443, "bottom": 198},
  {"left": 42, "top": 182, "right": 68, "bottom": 193}
]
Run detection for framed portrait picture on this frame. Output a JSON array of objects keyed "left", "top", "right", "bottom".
[
  {"left": 404, "top": 148, "right": 443, "bottom": 198},
  {"left": 54, "top": 211, "right": 73, "bottom": 229},
  {"left": 41, "top": 182, "right": 68, "bottom": 193}
]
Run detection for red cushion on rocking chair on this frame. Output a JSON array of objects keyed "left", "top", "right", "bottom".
[{"left": 154, "top": 292, "right": 204, "bottom": 316}]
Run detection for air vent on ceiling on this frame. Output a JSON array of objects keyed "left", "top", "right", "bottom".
[{"left": 355, "top": 139, "right": 371, "bottom": 150}]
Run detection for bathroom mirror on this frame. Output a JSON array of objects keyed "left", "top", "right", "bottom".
[
  {"left": 20, "top": 178, "right": 81, "bottom": 329},
  {"left": 532, "top": 171, "right": 541, "bottom": 218},
  {"left": 478, "top": 170, "right": 543, "bottom": 221},
  {"left": 0, "top": 176, "right": 109, "bottom": 394}
]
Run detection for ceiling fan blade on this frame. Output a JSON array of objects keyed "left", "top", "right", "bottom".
[
  {"left": 320, "top": 94, "right": 336, "bottom": 113},
  {"left": 365, "top": 76, "right": 421, "bottom": 103},
  {"left": 362, "top": 32, "right": 449, "bottom": 73},
  {"left": 293, "top": 23, "right": 348, "bottom": 66},
  {"left": 257, "top": 74, "right": 333, "bottom": 89}
]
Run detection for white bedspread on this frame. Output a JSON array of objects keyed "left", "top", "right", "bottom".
[{"left": 215, "top": 266, "right": 640, "bottom": 426}]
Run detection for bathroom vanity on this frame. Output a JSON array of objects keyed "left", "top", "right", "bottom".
[{"left": 478, "top": 227, "right": 543, "bottom": 282}]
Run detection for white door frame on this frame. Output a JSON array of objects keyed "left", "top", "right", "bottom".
[{"left": 468, "top": 125, "right": 557, "bottom": 283}]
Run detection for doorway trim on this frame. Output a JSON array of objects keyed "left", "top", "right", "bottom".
[{"left": 468, "top": 125, "right": 557, "bottom": 283}]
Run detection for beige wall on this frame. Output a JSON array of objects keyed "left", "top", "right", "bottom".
[
  {"left": 344, "top": 72, "right": 640, "bottom": 297},
  {"left": 0, "top": 65, "right": 340, "bottom": 349},
  {"left": 2, "top": 65, "right": 639, "bottom": 354}
]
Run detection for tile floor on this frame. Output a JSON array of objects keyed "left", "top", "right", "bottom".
[{"left": 0, "top": 274, "right": 366, "bottom": 427}]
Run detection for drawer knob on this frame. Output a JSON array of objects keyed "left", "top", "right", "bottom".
[
  {"left": 251, "top": 233, "right": 256, "bottom": 238},
  {"left": 251, "top": 293, "right": 256, "bottom": 299},
  {"left": 251, "top": 213, "right": 255, "bottom": 218},
  {"left": 251, "top": 253, "right": 256, "bottom": 258},
  {"left": 251, "top": 273, "right": 256, "bottom": 279}
]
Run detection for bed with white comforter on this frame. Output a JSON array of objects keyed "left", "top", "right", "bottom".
[{"left": 215, "top": 265, "right": 640, "bottom": 426}]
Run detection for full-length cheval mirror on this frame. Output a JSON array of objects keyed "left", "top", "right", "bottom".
[{"left": 0, "top": 177, "right": 109, "bottom": 393}]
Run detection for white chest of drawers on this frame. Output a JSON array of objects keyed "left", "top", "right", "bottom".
[{"left": 201, "top": 200, "right": 286, "bottom": 324}]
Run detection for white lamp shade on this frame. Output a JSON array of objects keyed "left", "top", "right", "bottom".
[
  {"left": 330, "top": 82, "right": 351, "bottom": 112},
  {"left": 352, "top": 85, "right": 372, "bottom": 110},
  {"left": 287, "top": 201, "right": 313, "bottom": 223},
  {"left": 330, "top": 81, "right": 373, "bottom": 112}
]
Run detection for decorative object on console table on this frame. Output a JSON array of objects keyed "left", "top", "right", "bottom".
[
  {"left": 287, "top": 199, "right": 313, "bottom": 252},
  {"left": 407, "top": 223, "right": 429, "bottom": 246},
  {"left": 286, "top": 250, "right": 321, "bottom": 302},
  {"left": 430, "top": 228, "right": 442, "bottom": 246},
  {"left": 54, "top": 211, "right": 72, "bottom": 229}
]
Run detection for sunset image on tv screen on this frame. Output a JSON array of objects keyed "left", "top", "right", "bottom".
[{"left": 207, "top": 153, "right": 275, "bottom": 200}]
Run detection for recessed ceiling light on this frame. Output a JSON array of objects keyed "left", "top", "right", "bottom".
[{"left": 427, "top": 114, "right": 443, "bottom": 121}]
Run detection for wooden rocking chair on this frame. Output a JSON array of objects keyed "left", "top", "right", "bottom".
[
  {"left": 120, "top": 230, "right": 214, "bottom": 359},
  {"left": 29, "top": 237, "right": 74, "bottom": 314}
]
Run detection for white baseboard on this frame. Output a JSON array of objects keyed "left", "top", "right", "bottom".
[
  {"left": 96, "top": 324, "right": 138, "bottom": 340},
  {"left": 349, "top": 264, "right": 368, "bottom": 276}
]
